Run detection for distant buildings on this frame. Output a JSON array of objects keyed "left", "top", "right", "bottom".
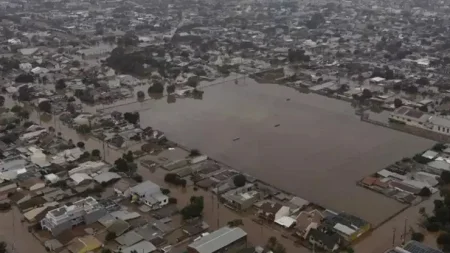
[{"left": 390, "top": 106, "right": 450, "bottom": 136}]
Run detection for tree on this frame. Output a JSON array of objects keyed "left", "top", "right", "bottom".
[
  {"left": 0, "top": 241, "right": 7, "bottom": 253},
  {"left": 123, "top": 151, "right": 134, "bottom": 163},
  {"left": 55, "top": 79, "right": 66, "bottom": 90},
  {"left": 11, "top": 105, "right": 22, "bottom": 113},
  {"left": 169, "top": 197, "right": 177, "bottom": 204},
  {"left": 189, "top": 149, "right": 201, "bottom": 157},
  {"left": 80, "top": 151, "right": 91, "bottom": 160},
  {"left": 15, "top": 74, "right": 34, "bottom": 83},
  {"left": 411, "top": 232, "right": 425, "bottom": 242},
  {"left": 105, "top": 232, "right": 116, "bottom": 241},
  {"left": 361, "top": 89, "right": 373, "bottom": 100},
  {"left": 132, "top": 174, "right": 143, "bottom": 182},
  {"left": 68, "top": 96, "right": 76, "bottom": 102},
  {"left": 418, "top": 187, "right": 432, "bottom": 197},
  {"left": 267, "top": 236, "right": 278, "bottom": 250},
  {"left": 166, "top": 84, "right": 175, "bottom": 94},
  {"left": 18, "top": 110, "right": 30, "bottom": 120},
  {"left": 72, "top": 60, "right": 81, "bottom": 68},
  {"left": 442, "top": 171, "right": 450, "bottom": 185},
  {"left": 77, "top": 142, "right": 85, "bottom": 149},
  {"left": 394, "top": 98, "right": 403, "bottom": 108},
  {"left": 416, "top": 77, "right": 430, "bottom": 86},
  {"left": 181, "top": 196, "right": 204, "bottom": 220},
  {"left": 161, "top": 188, "right": 171, "bottom": 195},
  {"left": 124, "top": 112, "right": 140, "bottom": 124},
  {"left": 101, "top": 249, "right": 111, "bottom": 253},
  {"left": 0, "top": 96, "right": 4, "bottom": 106},
  {"left": 92, "top": 149, "right": 101, "bottom": 157},
  {"left": 148, "top": 81, "right": 164, "bottom": 94},
  {"left": 433, "top": 143, "right": 446, "bottom": 152},
  {"left": 437, "top": 233, "right": 450, "bottom": 246},
  {"left": 23, "top": 121, "right": 34, "bottom": 128},
  {"left": 233, "top": 174, "right": 246, "bottom": 187},
  {"left": 137, "top": 91, "right": 145, "bottom": 99},
  {"left": 77, "top": 124, "right": 91, "bottom": 134},
  {"left": 38, "top": 100, "right": 52, "bottom": 113},
  {"left": 18, "top": 85, "right": 31, "bottom": 101},
  {"left": 114, "top": 158, "right": 129, "bottom": 172}
]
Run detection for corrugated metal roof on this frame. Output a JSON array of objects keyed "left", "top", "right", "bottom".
[{"left": 188, "top": 226, "right": 246, "bottom": 253}]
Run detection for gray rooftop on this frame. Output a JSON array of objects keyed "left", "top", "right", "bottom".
[
  {"left": 131, "top": 180, "right": 161, "bottom": 196},
  {"left": 188, "top": 226, "right": 247, "bottom": 253},
  {"left": 403, "top": 240, "right": 443, "bottom": 253}
]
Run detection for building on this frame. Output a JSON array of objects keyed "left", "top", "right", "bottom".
[
  {"left": 221, "top": 183, "right": 260, "bottom": 210},
  {"left": 67, "top": 235, "right": 102, "bottom": 253},
  {"left": 187, "top": 226, "right": 247, "bottom": 253},
  {"left": 321, "top": 211, "right": 371, "bottom": 242},
  {"left": 41, "top": 197, "right": 106, "bottom": 235},
  {"left": 384, "top": 240, "right": 443, "bottom": 253},
  {"left": 389, "top": 106, "right": 450, "bottom": 135},
  {"left": 308, "top": 227, "right": 341, "bottom": 252},
  {"left": 130, "top": 180, "right": 168, "bottom": 209}
]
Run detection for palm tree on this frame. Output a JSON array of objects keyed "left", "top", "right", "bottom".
[{"left": 0, "top": 241, "right": 7, "bottom": 253}]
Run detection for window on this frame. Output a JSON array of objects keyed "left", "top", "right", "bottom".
[{"left": 439, "top": 126, "right": 441, "bottom": 131}]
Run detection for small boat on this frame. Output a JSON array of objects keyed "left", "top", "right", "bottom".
[
  {"left": 233, "top": 137, "right": 240, "bottom": 141},
  {"left": 274, "top": 124, "right": 280, "bottom": 127}
]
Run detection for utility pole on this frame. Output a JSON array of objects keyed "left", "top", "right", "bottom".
[
  {"left": 402, "top": 218, "right": 408, "bottom": 245},
  {"left": 392, "top": 228, "right": 396, "bottom": 247}
]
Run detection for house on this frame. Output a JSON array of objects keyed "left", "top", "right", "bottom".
[
  {"left": 93, "top": 172, "right": 121, "bottom": 184},
  {"left": 67, "top": 236, "right": 102, "bottom": 253},
  {"left": 40, "top": 197, "right": 106, "bottom": 235},
  {"left": 18, "top": 177, "right": 46, "bottom": 191},
  {"left": 322, "top": 211, "right": 371, "bottom": 242},
  {"left": 295, "top": 209, "right": 324, "bottom": 239},
  {"left": 121, "top": 240, "right": 157, "bottom": 253},
  {"left": 187, "top": 226, "right": 247, "bottom": 253},
  {"left": 221, "top": 183, "right": 260, "bottom": 210},
  {"left": 113, "top": 178, "right": 136, "bottom": 196},
  {"left": 308, "top": 227, "right": 341, "bottom": 252},
  {"left": 116, "top": 230, "right": 144, "bottom": 247},
  {"left": 68, "top": 161, "right": 109, "bottom": 175},
  {"left": 130, "top": 180, "right": 168, "bottom": 209},
  {"left": 257, "top": 201, "right": 283, "bottom": 221}
]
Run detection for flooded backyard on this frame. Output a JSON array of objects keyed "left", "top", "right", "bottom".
[{"left": 104, "top": 77, "right": 434, "bottom": 225}]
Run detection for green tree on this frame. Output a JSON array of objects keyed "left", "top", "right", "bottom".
[
  {"left": 166, "top": 84, "right": 176, "bottom": 94},
  {"left": 0, "top": 241, "right": 7, "bottom": 253},
  {"left": 394, "top": 98, "right": 403, "bottom": 108},
  {"left": 92, "top": 149, "right": 101, "bottom": 157},
  {"left": 437, "top": 233, "right": 450, "bottom": 246},
  {"left": 433, "top": 143, "right": 446, "bottom": 152},
  {"left": 137, "top": 91, "right": 145, "bottom": 99},
  {"left": 181, "top": 196, "right": 204, "bottom": 220},
  {"left": 189, "top": 149, "right": 201, "bottom": 157},
  {"left": 411, "top": 232, "right": 425, "bottom": 242},
  {"left": 418, "top": 187, "right": 432, "bottom": 197},
  {"left": 38, "top": 100, "right": 52, "bottom": 113},
  {"left": 77, "top": 142, "right": 85, "bottom": 149},
  {"left": 55, "top": 79, "right": 66, "bottom": 90},
  {"left": 77, "top": 124, "right": 91, "bottom": 134},
  {"left": 105, "top": 232, "right": 116, "bottom": 241},
  {"left": 114, "top": 158, "right": 128, "bottom": 172},
  {"left": 442, "top": 171, "right": 450, "bottom": 184},
  {"left": 233, "top": 174, "right": 246, "bottom": 187},
  {"left": 148, "top": 81, "right": 164, "bottom": 94}
]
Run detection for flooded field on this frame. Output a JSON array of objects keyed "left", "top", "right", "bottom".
[{"left": 108, "top": 77, "right": 434, "bottom": 225}]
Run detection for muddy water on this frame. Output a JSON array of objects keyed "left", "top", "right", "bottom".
[
  {"left": 0, "top": 76, "right": 434, "bottom": 252},
  {"left": 104, "top": 77, "right": 434, "bottom": 225}
]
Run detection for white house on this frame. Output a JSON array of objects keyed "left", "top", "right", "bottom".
[{"left": 130, "top": 181, "right": 168, "bottom": 209}]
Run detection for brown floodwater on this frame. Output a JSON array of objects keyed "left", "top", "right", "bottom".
[
  {"left": 1, "top": 76, "right": 435, "bottom": 253},
  {"left": 103, "top": 77, "right": 434, "bottom": 225}
]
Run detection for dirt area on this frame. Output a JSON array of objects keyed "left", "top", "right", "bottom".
[{"left": 107, "top": 77, "right": 434, "bottom": 225}]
